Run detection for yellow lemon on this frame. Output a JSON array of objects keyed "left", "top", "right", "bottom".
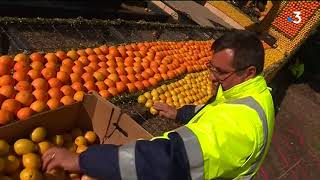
[{"left": 30, "top": 127, "right": 47, "bottom": 143}]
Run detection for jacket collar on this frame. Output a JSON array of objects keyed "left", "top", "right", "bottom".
[{"left": 214, "top": 75, "right": 268, "bottom": 103}]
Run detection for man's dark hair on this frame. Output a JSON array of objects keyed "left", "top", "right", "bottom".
[{"left": 212, "top": 30, "right": 265, "bottom": 74}]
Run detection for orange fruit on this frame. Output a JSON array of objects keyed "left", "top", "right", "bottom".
[
  {"left": 32, "top": 78, "right": 49, "bottom": 91},
  {"left": 108, "top": 87, "right": 118, "bottom": 96},
  {"left": 142, "top": 80, "right": 151, "bottom": 88},
  {"left": 84, "top": 66, "right": 95, "bottom": 73},
  {"left": 109, "top": 46, "right": 120, "bottom": 57},
  {"left": 32, "top": 89, "right": 49, "bottom": 101},
  {"left": 84, "top": 81, "right": 97, "bottom": 92},
  {"left": 134, "top": 81, "right": 144, "bottom": 91},
  {"left": 66, "top": 50, "right": 79, "bottom": 60},
  {"left": 77, "top": 49, "right": 87, "bottom": 56},
  {"left": 104, "top": 79, "right": 115, "bottom": 88},
  {"left": 14, "top": 53, "right": 29, "bottom": 63},
  {"left": 106, "top": 67, "right": 116, "bottom": 75},
  {"left": 60, "top": 65, "right": 72, "bottom": 74},
  {"left": 98, "top": 61, "right": 107, "bottom": 68},
  {"left": 60, "top": 96, "right": 75, "bottom": 105},
  {"left": 116, "top": 67, "right": 126, "bottom": 76},
  {"left": 57, "top": 71, "right": 70, "bottom": 84},
  {"left": 30, "top": 100, "right": 47, "bottom": 113},
  {"left": 81, "top": 72, "right": 94, "bottom": 82},
  {"left": 45, "top": 62, "right": 57, "bottom": 70},
  {"left": 127, "top": 83, "right": 137, "bottom": 93},
  {"left": 70, "top": 73, "right": 82, "bottom": 83},
  {"left": 73, "top": 91, "right": 85, "bottom": 102},
  {"left": 108, "top": 74, "right": 119, "bottom": 82},
  {"left": 14, "top": 62, "right": 29, "bottom": 74},
  {"left": 47, "top": 98, "right": 61, "bottom": 110},
  {"left": 0, "top": 55, "right": 14, "bottom": 68},
  {"left": 71, "top": 82, "right": 85, "bottom": 91},
  {"left": 17, "top": 107, "right": 34, "bottom": 120},
  {"left": 55, "top": 50, "right": 67, "bottom": 61},
  {"left": 148, "top": 77, "right": 158, "bottom": 86},
  {"left": 62, "top": 58, "right": 74, "bottom": 67},
  {"left": 85, "top": 48, "right": 95, "bottom": 55},
  {"left": 15, "top": 81, "right": 32, "bottom": 92},
  {"left": 48, "top": 88, "right": 63, "bottom": 100},
  {"left": 167, "top": 71, "right": 176, "bottom": 79},
  {"left": 30, "top": 52, "right": 45, "bottom": 63},
  {"left": 30, "top": 61, "right": 44, "bottom": 71},
  {"left": 97, "top": 68, "right": 110, "bottom": 77},
  {"left": 0, "top": 85, "right": 16, "bottom": 98},
  {"left": 0, "top": 75, "right": 14, "bottom": 86},
  {"left": 88, "top": 55, "right": 99, "bottom": 62},
  {"left": 93, "top": 72, "right": 105, "bottom": 81},
  {"left": 15, "top": 91, "right": 34, "bottom": 106},
  {"left": 127, "top": 74, "right": 137, "bottom": 83},
  {"left": 48, "top": 78, "right": 63, "bottom": 88},
  {"left": 0, "top": 109, "right": 13, "bottom": 125},
  {"left": 96, "top": 82, "right": 107, "bottom": 91},
  {"left": 61, "top": 85, "right": 75, "bottom": 96},
  {"left": 99, "top": 90, "right": 111, "bottom": 98},
  {"left": 0, "top": 63, "right": 10, "bottom": 76},
  {"left": 1, "top": 99, "right": 21, "bottom": 114},
  {"left": 41, "top": 68, "right": 57, "bottom": 80},
  {"left": 72, "top": 64, "right": 84, "bottom": 74},
  {"left": 27, "top": 69, "right": 41, "bottom": 80},
  {"left": 45, "top": 53, "right": 58, "bottom": 63},
  {"left": 116, "top": 81, "right": 127, "bottom": 93},
  {"left": 78, "top": 56, "right": 89, "bottom": 66},
  {"left": 13, "top": 71, "right": 29, "bottom": 82},
  {"left": 119, "top": 75, "right": 129, "bottom": 84},
  {"left": 99, "top": 45, "right": 109, "bottom": 54}
]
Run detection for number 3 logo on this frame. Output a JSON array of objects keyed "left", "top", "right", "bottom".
[{"left": 293, "top": 11, "right": 302, "bottom": 24}]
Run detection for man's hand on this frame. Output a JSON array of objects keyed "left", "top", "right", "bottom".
[
  {"left": 153, "top": 102, "right": 177, "bottom": 120},
  {"left": 42, "top": 147, "right": 80, "bottom": 173}
]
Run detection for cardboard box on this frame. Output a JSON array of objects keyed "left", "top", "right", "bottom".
[{"left": 0, "top": 92, "right": 153, "bottom": 144}]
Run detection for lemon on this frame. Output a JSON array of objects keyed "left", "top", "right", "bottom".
[
  {"left": 137, "top": 95, "right": 147, "bottom": 104},
  {"left": 76, "top": 145, "right": 88, "bottom": 154},
  {"left": 84, "top": 131, "right": 97, "bottom": 144},
  {"left": 20, "top": 168, "right": 43, "bottom": 180},
  {"left": 22, "top": 153, "right": 41, "bottom": 169},
  {"left": 14, "top": 139, "right": 36, "bottom": 155},
  {"left": 51, "top": 135, "right": 64, "bottom": 146},
  {"left": 150, "top": 107, "right": 158, "bottom": 115},
  {"left": 30, "top": 127, "right": 47, "bottom": 143},
  {"left": 75, "top": 136, "right": 87, "bottom": 146},
  {"left": 37, "top": 141, "right": 52, "bottom": 155}
]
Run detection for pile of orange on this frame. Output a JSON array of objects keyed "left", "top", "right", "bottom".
[
  {"left": 0, "top": 126, "right": 97, "bottom": 179},
  {"left": 272, "top": 1, "right": 320, "bottom": 38},
  {"left": 138, "top": 71, "right": 213, "bottom": 114},
  {"left": 0, "top": 40, "right": 213, "bottom": 125}
]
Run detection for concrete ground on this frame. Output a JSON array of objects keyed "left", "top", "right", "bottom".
[{"left": 256, "top": 69, "right": 320, "bottom": 179}]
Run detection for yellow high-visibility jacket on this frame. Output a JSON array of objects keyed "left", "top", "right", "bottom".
[{"left": 79, "top": 75, "right": 275, "bottom": 180}]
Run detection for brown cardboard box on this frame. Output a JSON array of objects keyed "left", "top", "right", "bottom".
[{"left": 0, "top": 92, "right": 153, "bottom": 144}]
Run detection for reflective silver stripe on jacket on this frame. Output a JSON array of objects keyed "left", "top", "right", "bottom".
[
  {"left": 118, "top": 141, "right": 138, "bottom": 180},
  {"left": 227, "top": 96, "right": 268, "bottom": 180},
  {"left": 176, "top": 126, "right": 204, "bottom": 180}
]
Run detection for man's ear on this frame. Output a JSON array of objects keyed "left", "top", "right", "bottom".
[{"left": 245, "top": 66, "right": 257, "bottom": 80}]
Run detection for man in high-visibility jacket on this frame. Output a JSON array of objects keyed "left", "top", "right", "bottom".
[{"left": 42, "top": 30, "right": 274, "bottom": 180}]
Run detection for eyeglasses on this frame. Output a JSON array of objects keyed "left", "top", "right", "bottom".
[{"left": 207, "top": 63, "right": 251, "bottom": 82}]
